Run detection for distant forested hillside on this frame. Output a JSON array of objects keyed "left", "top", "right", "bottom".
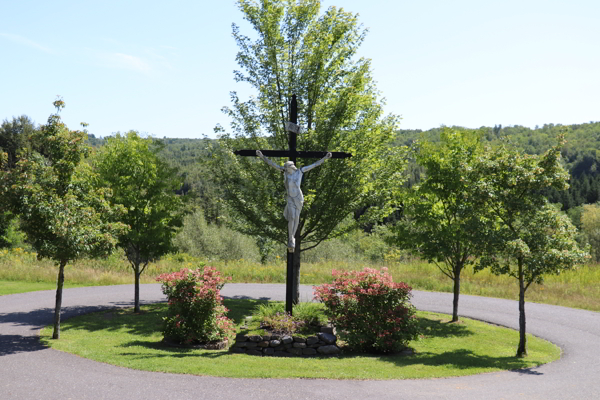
[
  {"left": 394, "top": 122, "right": 600, "bottom": 210},
  {"left": 155, "top": 137, "right": 222, "bottom": 223},
  {"left": 82, "top": 134, "right": 222, "bottom": 223},
  {"left": 78, "top": 121, "right": 600, "bottom": 217}
]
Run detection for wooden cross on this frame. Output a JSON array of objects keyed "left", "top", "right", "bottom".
[{"left": 233, "top": 94, "right": 352, "bottom": 314}]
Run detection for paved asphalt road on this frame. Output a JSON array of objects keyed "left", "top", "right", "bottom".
[{"left": 0, "top": 283, "right": 598, "bottom": 400}]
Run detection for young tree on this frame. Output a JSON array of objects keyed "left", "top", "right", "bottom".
[
  {"left": 476, "top": 137, "right": 589, "bottom": 357},
  {"left": 210, "top": 0, "right": 407, "bottom": 302},
  {"left": 390, "top": 128, "right": 493, "bottom": 322},
  {"left": 94, "top": 131, "right": 185, "bottom": 313},
  {"left": 0, "top": 99, "right": 128, "bottom": 339}
]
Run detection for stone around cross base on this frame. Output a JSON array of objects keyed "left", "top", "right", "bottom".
[
  {"left": 317, "top": 332, "right": 337, "bottom": 345},
  {"left": 317, "top": 345, "right": 340, "bottom": 355},
  {"left": 263, "top": 348, "right": 275, "bottom": 356},
  {"left": 287, "top": 348, "right": 303, "bottom": 356},
  {"left": 235, "top": 334, "right": 248, "bottom": 342},
  {"left": 230, "top": 347, "right": 246, "bottom": 354},
  {"left": 306, "top": 336, "right": 319, "bottom": 345},
  {"left": 302, "top": 348, "right": 317, "bottom": 356},
  {"left": 247, "top": 349, "right": 263, "bottom": 356}
]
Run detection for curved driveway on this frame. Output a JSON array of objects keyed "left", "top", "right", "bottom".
[{"left": 0, "top": 283, "right": 598, "bottom": 400}]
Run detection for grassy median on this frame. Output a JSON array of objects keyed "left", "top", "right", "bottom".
[{"left": 40, "top": 300, "right": 560, "bottom": 380}]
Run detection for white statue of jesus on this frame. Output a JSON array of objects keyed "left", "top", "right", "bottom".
[{"left": 256, "top": 150, "right": 332, "bottom": 250}]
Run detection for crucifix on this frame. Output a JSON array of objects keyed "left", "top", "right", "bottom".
[{"left": 233, "top": 94, "right": 352, "bottom": 314}]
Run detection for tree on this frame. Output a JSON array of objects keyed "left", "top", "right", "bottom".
[
  {"left": 0, "top": 99, "right": 127, "bottom": 339},
  {"left": 209, "top": 0, "right": 407, "bottom": 302},
  {"left": 390, "top": 128, "right": 493, "bottom": 322},
  {"left": 0, "top": 115, "right": 38, "bottom": 247},
  {"left": 476, "top": 136, "right": 589, "bottom": 357},
  {"left": 94, "top": 131, "right": 185, "bottom": 313}
]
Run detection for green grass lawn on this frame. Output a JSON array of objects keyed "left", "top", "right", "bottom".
[
  {"left": 0, "top": 280, "right": 85, "bottom": 296},
  {"left": 40, "top": 300, "right": 560, "bottom": 380},
  {"left": 0, "top": 280, "right": 63, "bottom": 295}
]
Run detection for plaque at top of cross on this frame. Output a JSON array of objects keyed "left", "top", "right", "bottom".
[{"left": 234, "top": 95, "right": 352, "bottom": 164}]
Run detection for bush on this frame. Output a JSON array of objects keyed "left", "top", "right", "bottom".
[
  {"left": 157, "top": 266, "right": 235, "bottom": 345},
  {"left": 314, "top": 267, "right": 419, "bottom": 353}
]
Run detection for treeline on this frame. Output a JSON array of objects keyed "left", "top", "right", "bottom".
[
  {"left": 395, "top": 122, "right": 600, "bottom": 211},
  {"left": 4, "top": 114, "right": 600, "bottom": 256},
  {"left": 156, "top": 121, "right": 600, "bottom": 218},
  {"left": 5, "top": 117, "right": 600, "bottom": 219}
]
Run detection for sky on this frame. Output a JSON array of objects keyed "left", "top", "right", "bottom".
[{"left": 1, "top": 0, "right": 598, "bottom": 139}]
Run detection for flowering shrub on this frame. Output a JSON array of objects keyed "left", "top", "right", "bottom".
[
  {"left": 157, "top": 266, "right": 235, "bottom": 345},
  {"left": 314, "top": 267, "right": 419, "bottom": 353}
]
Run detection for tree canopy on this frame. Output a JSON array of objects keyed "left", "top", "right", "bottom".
[
  {"left": 0, "top": 99, "right": 127, "bottom": 338},
  {"left": 390, "top": 128, "right": 494, "bottom": 322},
  {"left": 475, "top": 136, "right": 589, "bottom": 356},
  {"left": 209, "top": 0, "right": 407, "bottom": 300},
  {"left": 94, "top": 131, "right": 185, "bottom": 312}
]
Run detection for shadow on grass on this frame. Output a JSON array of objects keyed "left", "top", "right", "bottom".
[
  {"left": 1, "top": 300, "right": 160, "bottom": 355},
  {"left": 223, "top": 295, "right": 271, "bottom": 301},
  {"left": 362, "top": 316, "right": 540, "bottom": 373},
  {"left": 375, "top": 348, "right": 540, "bottom": 373},
  {"left": 57, "top": 303, "right": 165, "bottom": 338},
  {"left": 118, "top": 340, "right": 233, "bottom": 359},
  {"left": 57, "top": 299, "right": 268, "bottom": 340},
  {"left": 223, "top": 298, "right": 268, "bottom": 325},
  {"left": 417, "top": 316, "right": 473, "bottom": 339}
]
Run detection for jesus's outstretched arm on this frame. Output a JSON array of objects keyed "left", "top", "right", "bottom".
[
  {"left": 256, "top": 150, "right": 284, "bottom": 171},
  {"left": 300, "top": 152, "right": 332, "bottom": 173}
]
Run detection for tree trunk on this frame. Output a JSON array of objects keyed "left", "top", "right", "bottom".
[
  {"left": 52, "top": 260, "right": 67, "bottom": 339},
  {"left": 452, "top": 271, "right": 461, "bottom": 322},
  {"left": 517, "top": 258, "right": 528, "bottom": 357},
  {"left": 134, "top": 263, "right": 141, "bottom": 313}
]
